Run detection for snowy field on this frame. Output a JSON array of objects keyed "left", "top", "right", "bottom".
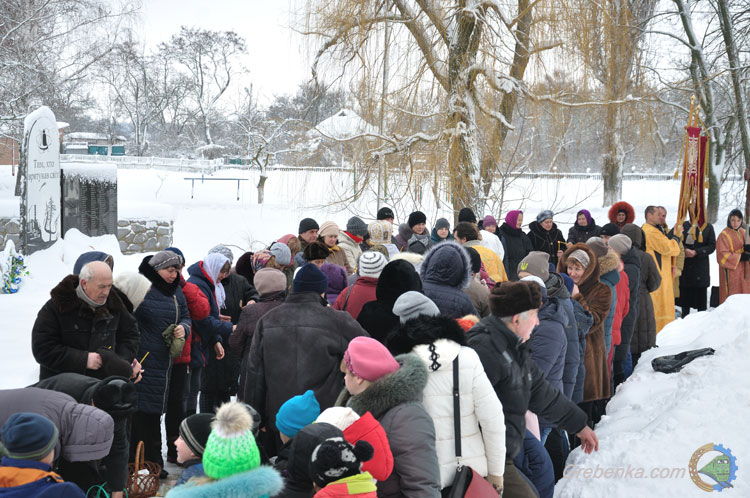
[{"left": 0, "top": 163, "right": 748, "bottom": 496}]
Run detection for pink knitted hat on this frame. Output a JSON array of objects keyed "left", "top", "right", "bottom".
[{"left": 344, "top": 337, "right": 399, "bottom": 382}]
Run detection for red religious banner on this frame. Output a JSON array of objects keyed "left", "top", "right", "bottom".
[{"left": 675, "top": 99, "right": 710, "bottom": 242}]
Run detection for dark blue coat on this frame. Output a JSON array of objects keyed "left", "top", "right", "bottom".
[
  {"left": 531, "top": 297, "right": 568, "bottom": 430},
  {"left": 187, "top": 262, "right": 233, "bottom": 369},
  {"left": 571, "top": 299, "right": 593, "bottom": 404},
  {"left": 134, "top": 257, "right": 190, "bottom": 414},
  {"left": 546, "top": 273, "right": 579, "bottom": 400},
  {"left": 513, "top": 431, "right": 554, "bottom": 498},
  {"left": 420, "top": 241, "right": 477, "bottom": 319}
]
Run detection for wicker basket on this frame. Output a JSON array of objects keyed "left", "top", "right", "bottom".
[{"left": 127, "top": 441, "right": 161, "bottom": 498}]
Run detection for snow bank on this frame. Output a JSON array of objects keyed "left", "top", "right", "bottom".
[
  {"left": 555, "top": 295, "right": 750, "bottom": 497},
  {"left": 62, "top": 163, "right": 117, "bottom": 183}
]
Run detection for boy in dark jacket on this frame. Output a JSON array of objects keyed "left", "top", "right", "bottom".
[
  {"left": 0, "top": 412, "right": 85, "bottom": 497},
  {"left": 174, "top": 413, "right": 213, "bottom": 486}
]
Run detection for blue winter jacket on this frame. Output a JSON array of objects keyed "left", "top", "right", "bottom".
[
  {"left": 0, "top": 457, "right": 85, "bottom": 498},
  {"left": 546, "top": 273, "right": 580, "bottom": 400},
  {"left": 175, "top": 461, "right": 205, "bottom": 486},
  {"left": 187, "top": 262, "right": 233, "bottom": 369},
  {"left": 134, "top": 257, "right": 191, "bottom": 414},
  {"left": 513, "top": 430, "right": 554, "bottom": 498},
  {"left": 531, "top": 297, "right": 568, "bottom": 430},
  {"left": 420, "top": 241, "right": 478, "bottom": 318}
]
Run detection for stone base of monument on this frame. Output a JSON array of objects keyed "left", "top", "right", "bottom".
[
  {"left": 0, "top": 218, "right": 22, "bottom": 253},
  {"left": 117, "top": 218, "right": 174, "bottom": 254}
]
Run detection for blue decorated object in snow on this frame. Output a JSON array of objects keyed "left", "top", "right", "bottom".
[{"left": 1, "top": 240, "right": 29, "bottom": 294}]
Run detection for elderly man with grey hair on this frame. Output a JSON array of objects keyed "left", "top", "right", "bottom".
[{"left": 32, "top": 260, "right": 141, "bottom": 382}]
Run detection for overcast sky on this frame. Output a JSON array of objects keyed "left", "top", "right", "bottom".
[{"left": 138, "top": 0, "right": 309, "bottom": 103}]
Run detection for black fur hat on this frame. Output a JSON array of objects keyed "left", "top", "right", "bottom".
[
  {"left": 92, "top": 377, "right": 137, "bottom": 417},
  {"left": 489, "top": 281, "right": 543, "bottom": 318},
  {"left": 304, "top": 241, "right": 331, "bottom": 261},
  {"left": 458, "top": 208, "right": 477, "bottom": 224},
  {"left": 309, "top": 437, "right": 374, "bottom": 488},
  {"left": 387, "top": 314, "right": 467, "bottom": 357}
]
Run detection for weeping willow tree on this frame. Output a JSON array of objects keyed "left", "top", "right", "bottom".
[
  {"left": 302, "top": 0, "right": 560, "bottom": 218},
  {"left": 554, "top": 0, "right": 658, "bottom": 206}
]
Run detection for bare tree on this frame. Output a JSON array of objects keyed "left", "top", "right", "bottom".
[
  {"left": 0, "top": 0, "right": 137, "bottom": 124},
  {"left": 305, "top": 0, "right": 557, "bottom": 218},
  {"left": 558, "top": 0, "right": 657, "bottom": 206},
  {"left": 98, "top": 38, "right": 173, "bottom": 155},
  {"left": 161, "top": 27, "right": 247, "bottom": 145},
  {"left": 714, "top": 0, "right": 750, "bottom": 219},
  {"left": 233, "top": 88, "right": 304, "bottom": 203}
]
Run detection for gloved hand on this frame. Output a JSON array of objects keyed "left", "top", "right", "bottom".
[
  {"left": 741, "top": 252, "right": 750, "bottom": 262},
  {"left": 486, "top": 474, "right": 503, "bottom": 495},
  {"left": 744, "top": 244, "right": 750, "bottom": 252}
]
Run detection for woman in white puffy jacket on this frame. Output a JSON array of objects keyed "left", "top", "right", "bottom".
[{"left": 389, "top": 291, "right": 506, "bottom": 492}]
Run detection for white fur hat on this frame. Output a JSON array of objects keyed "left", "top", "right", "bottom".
[{"left": 315, "top": 407, "right": 361, "bottom": 431}]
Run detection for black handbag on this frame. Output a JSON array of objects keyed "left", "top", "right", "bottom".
[{"left": 441, "top": 356, "right": 499, "bottom": 498}]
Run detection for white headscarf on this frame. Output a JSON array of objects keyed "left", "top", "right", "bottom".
[{"left": 203, "top": 252, "right": 229, "bottom": 309}]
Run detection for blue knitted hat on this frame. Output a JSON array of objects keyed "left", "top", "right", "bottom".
[
  {"left": 276, "top": 390, "right": 320, "bottom": 438},
  {"left": 0, "top": 412, "right": 59, "bottom": 460},
  {"left": 293, "top": 263, "right": 328, "bottom": 294}
]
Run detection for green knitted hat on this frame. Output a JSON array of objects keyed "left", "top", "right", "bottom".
[{"left": 202, "top": 402, "right": 261, "bottom": 479}]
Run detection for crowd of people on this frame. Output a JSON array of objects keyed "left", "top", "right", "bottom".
[{"left": 1, "top": 202, "right": 748, "bottom": 498}]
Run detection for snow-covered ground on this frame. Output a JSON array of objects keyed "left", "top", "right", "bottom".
[
  {"left": 0, "top": 163, "right": 747, "bottom": 496},
  {"left": 556, "top": 295, "right": 749, "bottom": 497}
]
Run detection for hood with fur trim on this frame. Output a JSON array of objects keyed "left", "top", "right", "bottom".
[
  {"left": 344, "top": 354, "right": 428, "bottom": 419},
  {"left": 412, "top": 338, "right": 461, "bottom": 373},
  {"left": 608, "top": 201, "right": 635, "bottom": 226},
  {"left": 165, "top": 465, "right": 283, "bottom": 498},
  {"left": 420, "top": 241, "right": 472, "bottom": 289},
  {"left": 599, "top": 250, "right": 620, "bottom": 275},
  {"left": 386, "top": 315, "right": 466, "bottom": 357},
  {"left": 558, "top": 243, "right": 601, "bottom": 296}
]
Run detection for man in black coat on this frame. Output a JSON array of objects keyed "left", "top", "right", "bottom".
[
  {"left": 243, "top": 263, "right": 368, "bottom": 456},
  {"left": 31, "top": 261, "right": 140, "bottom": 382},
  {"left": 32, "top": 373, "right": 137, "bottom": 498},
  {"left": 677, "top": 221, "right": 716, "bottom": 316},
  {"left": 467, "top": 281, "right": 598, "bottom": 498}
]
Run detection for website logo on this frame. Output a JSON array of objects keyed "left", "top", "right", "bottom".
[{"left": 689, "top": 443, "right": 738, "bottom": 492}]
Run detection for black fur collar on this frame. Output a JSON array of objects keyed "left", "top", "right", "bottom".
[
  {"left": 387, "top": 315, "right": 466, "bottom": 356},
  {"left": 139, "top": 256, "right": 180, "bottom": 296},
  {"left": 50, "top": 274, "right": 124, "bottom": 314}
]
